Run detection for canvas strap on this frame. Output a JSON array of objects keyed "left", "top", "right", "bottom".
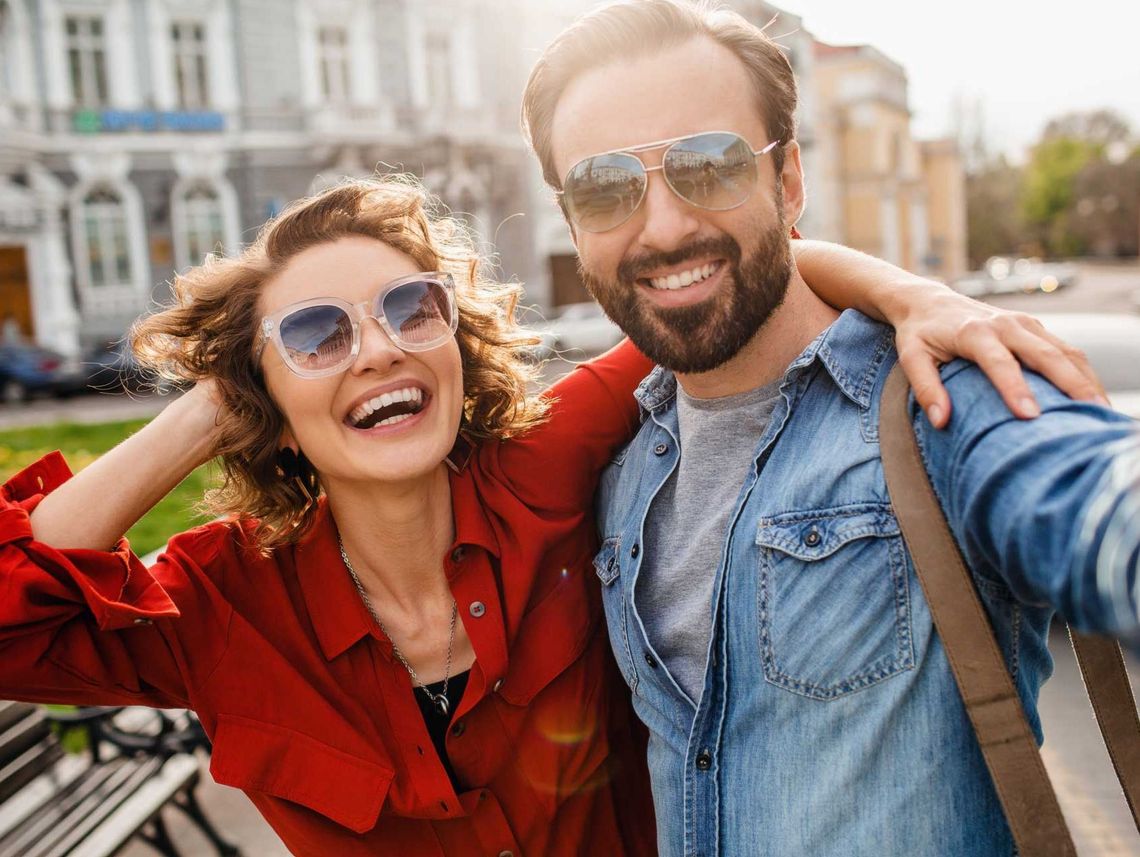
[{"left": 880, "top": 364, "right": 1140, "bottom": 854}]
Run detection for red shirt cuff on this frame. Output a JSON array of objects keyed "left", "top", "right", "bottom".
[{"left": 1, "top": 451, "right": 180, "bottom": 629}]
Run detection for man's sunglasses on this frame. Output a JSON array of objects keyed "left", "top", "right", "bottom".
[
  {"left": 558, "top": 131, "right": 781, "bottom": 233},
  {"left": 256, "top": 272, "right": 457, "bottom": 378}
]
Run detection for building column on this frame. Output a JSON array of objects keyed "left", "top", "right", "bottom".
[{"left": 27, "top": 166, "right": 80, "bottom": 355}]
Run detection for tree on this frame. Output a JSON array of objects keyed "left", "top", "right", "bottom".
[
  {"left": 966, "top": 156, "right": 1026, "bottom": 267},
  {"left": 1021, "top": 136, "right": 1095, "bottom": 257}
]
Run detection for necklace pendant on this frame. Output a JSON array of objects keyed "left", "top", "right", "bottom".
[{"left": 433, "top": 693, "right": 450, "bottom": 716}]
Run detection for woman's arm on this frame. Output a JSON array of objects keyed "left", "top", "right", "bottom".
[
  {"left": 792, "top": 240, "right": 1107, "bottom": 428},
  {"left": 30, "top": 382, "right": 223, "bottom": 550}
]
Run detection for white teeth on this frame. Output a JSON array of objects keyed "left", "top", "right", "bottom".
[
  {"left": 348, "top": 386, "right": 424, "bottom": 426},
  {"left": 649, "top": 262, "right": 718, "bottom": 290}
]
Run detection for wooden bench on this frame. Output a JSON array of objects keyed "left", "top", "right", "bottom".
[{"left": 0, "top": 701, "right": 239, "bottom": 857}]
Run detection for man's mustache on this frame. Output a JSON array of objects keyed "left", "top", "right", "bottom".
[{"left": 617, "top": 236, "right": 742, "bottom": 283}]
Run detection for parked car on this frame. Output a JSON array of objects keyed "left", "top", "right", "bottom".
[
  {"left": 84, "top": 339, "right": 164, "bottom": 394},
  {"left": 523, "top": 302, "right": 623, "bottom": 360},
  {"left": 1033, "top": 313, "right": 1140, "bottom": 419},
  {"left": 953, "top": 257, "right": 1079, "bottom": 298},
  {"left": 0, "top": 343, "right": 89, "bottom": 403}
]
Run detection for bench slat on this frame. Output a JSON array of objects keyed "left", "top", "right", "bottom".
[
  {"left": 71, "top": 754, "right": 201, "bottom": 857},
  {"left": 34, "top": 759, "right": 164, "bottom": 857},
  {"left": 0, "top": 752, "right": 88, "bottom": 840}
]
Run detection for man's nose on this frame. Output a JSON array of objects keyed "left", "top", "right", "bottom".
[{"left": 634, "top": 170, "right": 702, "bottom": 252}]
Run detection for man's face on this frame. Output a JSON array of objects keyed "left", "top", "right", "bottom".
[{"left": 550, "top": 37, "right": 803, "bottom": 374}]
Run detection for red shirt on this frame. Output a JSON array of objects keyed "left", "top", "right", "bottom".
[{"left": 0, "top": 342, "right": 657, "bottom": 857}]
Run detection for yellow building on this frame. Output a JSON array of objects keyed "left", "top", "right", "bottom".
[{"left": 812, "top": 42, "right": 967, "bottom": 281}]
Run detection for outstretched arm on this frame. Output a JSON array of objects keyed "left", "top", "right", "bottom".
[
  {"left": 792, "top": 240, "right": 1107, "bottom": 428},
  {"left": 30, "top": 381, "right": 223, "bottom": 550}
]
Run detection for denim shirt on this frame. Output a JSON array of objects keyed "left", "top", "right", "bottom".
[{"left": 595, "top": 310, "right": 1140, "bottom": 857}]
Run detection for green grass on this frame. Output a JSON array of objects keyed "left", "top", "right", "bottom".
[{"left": 0, "top": 419, "right": 216, "bottom": 555}]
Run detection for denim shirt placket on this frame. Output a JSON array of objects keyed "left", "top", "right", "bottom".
[{"left": 630, "top": 363, "right": 811, "bottom": 857}]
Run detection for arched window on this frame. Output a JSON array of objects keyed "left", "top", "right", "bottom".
[
  {"left": 83, "top": 187, "right": 131, "bottom": 286},
  {"left": 181, "top": 184, "right": 225, "bottom": 266}
]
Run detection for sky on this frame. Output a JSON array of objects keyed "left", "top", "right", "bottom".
[{"left": 771, "top": 0, "right": 1140, "bottom": 160}]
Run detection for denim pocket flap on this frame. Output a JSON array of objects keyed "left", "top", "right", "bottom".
[
  {"left": 756, "top": 504, "right": 901, "bottom": 561},
  {"left": 592, "top": 537, "right": 621, "bottom": 586}
]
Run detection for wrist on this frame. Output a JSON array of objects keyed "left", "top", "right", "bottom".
[
  {"left": 881, "top": 277, "right": 950, "bottom": 326},
  {"left": 150, "top": 391, "right": 221, "bottom": 469}
]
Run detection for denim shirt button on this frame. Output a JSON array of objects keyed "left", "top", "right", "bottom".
[
  {"left": 653, "top": 442, "right": 669, "bottom": 455},
  {"left": 803, "top": 527, "right": 822, "bottom": 547},
  {"left": 695, "top": 749, "right": 712, "bottom": 771},
  {"left": 630, "top": 543, "right": 640, "bottom": 558},
  {"left": 644, "top": 651, "right": 658, "bottom": 669}
]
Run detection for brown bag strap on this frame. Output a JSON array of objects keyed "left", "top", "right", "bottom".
[
  {"left": 1068, "top": 629, "right": 1140, "bottom": 828},
  {"left": 879, "top": 365, "right": 1076, "bottom": 856}
]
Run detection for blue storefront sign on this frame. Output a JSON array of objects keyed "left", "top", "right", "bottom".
[{"left": 73, "top": 109, "right": 226, "bottom": 133}]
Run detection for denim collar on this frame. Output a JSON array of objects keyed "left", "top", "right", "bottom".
[{"left": 633, "top": 310, "right": 894, "bottom": 417}]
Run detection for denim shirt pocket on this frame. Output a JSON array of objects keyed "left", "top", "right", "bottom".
[
  {"left": 756, "top": 503, "right": 915, "bottom": 701},
  {"left": 593, "top": 536, "right": 639, "bottom": 693}
]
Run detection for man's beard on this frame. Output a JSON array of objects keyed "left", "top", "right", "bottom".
[{"left": 580, "top": 213, "right": 793, "bottom": 374}]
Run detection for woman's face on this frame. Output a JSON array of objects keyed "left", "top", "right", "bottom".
[{"left": 257, "top": 236, "right": 464, "bottom": 489}]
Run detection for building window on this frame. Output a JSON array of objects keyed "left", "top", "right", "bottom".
[
  {"left": 181, "top": 185, "right": 225, "bottom": 266},
  {"left": 172, "top": 20, "right": 208, "bottom": 109},
  {"left": 83, "top": 188, "right": 131, "bottom": 287},
  {"left": 65, "top": 15, "right": 108, "bottom": 108},
  {"left": 318, "top": 26, "right": 351, "bottom": 103},
  {"left": 424, "top": 31, "right": 452, "bottom": 107}
]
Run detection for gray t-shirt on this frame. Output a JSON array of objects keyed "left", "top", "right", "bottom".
[{"left": 639, "top": 378, "right": 783, "bottom": 700}]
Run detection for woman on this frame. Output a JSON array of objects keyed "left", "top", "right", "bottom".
[{"left": 0, "top": 177, "right": 1101, "bottom": 856}]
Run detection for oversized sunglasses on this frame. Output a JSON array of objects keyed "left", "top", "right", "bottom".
[
  {"left": 255, "top": 272, "right": 457, "bottom": 378},
  {"left": 558, "top": 131, "right": 781, "bottom": 233}
]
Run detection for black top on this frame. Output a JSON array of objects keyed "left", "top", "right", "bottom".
[{"left": 414, "top": 670, "right": 470, "bottom": 791}]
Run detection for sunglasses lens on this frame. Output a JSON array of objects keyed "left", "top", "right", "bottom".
[
  {"left": 279, "top": 305, "right": 354, "bottom": 373},
  {"left": 564, "top": 152, "right": 646, "bottom": 232},
  {"left": 664, "top": 132, "right": 757, "bottom": 210},
  {"left": 380, "top": 279, "right": 455, "bottom": 349}
]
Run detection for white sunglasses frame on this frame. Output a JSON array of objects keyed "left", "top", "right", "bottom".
[
  {"left": 255, "top": 272, "right": 458, "bottom": 379},
  {"left": 558, "top": 131, "right": 781, "bottom": 232}
]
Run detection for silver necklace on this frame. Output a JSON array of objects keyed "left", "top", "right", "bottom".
[{"left": 338, "top": 539, "right": 458, "bottom": 716}]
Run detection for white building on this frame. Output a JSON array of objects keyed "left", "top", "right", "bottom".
[{"left": 0, "top": 0, "right": 539, "bottom": 355}]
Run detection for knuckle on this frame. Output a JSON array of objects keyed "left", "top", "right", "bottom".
[{"left": 1063, "top": 345, "right": 1089, "bottom": 362}]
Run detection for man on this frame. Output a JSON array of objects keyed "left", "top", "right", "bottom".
[{"left": 520, "top": 1, "right": 1140, "bottom": 855}]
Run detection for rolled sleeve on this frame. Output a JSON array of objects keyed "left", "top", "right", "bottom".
[{"left": 0, "top": 452, "right": 179, "bottom": 635}]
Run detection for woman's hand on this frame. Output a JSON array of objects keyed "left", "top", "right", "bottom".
[
  {"left": 790, "top": 239, "right": 1107, "bottom": 428},
  {"left": 890, "top": 284, "right": 1107, "bottom": 428}
]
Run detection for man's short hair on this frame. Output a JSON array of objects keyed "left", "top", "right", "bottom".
[{"left": 521, "top": 0, "right": 798, "bottom": 190}]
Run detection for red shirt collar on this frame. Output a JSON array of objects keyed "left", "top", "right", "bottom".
[{"left": 293, "top": 458, "right": 501, "bottom": 662}]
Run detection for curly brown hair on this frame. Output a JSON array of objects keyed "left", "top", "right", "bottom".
[{"left": 132, "top": 175, "right": 547, "bottom": 550}]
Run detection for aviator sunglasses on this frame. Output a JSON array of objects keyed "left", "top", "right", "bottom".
[
  {"left": 558, "top": 131, "right": 781, "bottom": 233},
  {"left": 255, "top": 272, "right": 458, "bottom": 378}
]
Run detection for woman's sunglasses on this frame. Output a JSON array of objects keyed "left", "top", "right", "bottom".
[
  {"left": 256, "top": 272, "right": 457, "bottom": 378},
  {"left": 558, "top": 131, "right": 781, "bottom": 233}
]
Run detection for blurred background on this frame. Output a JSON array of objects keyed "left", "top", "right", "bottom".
[{"left": 0, "top": 0, "right": 1138, "bottom": 854}]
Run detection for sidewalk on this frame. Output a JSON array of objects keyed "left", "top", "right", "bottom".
[{"left": 0, "top": 392, "right": 171, "bottom": 431}]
